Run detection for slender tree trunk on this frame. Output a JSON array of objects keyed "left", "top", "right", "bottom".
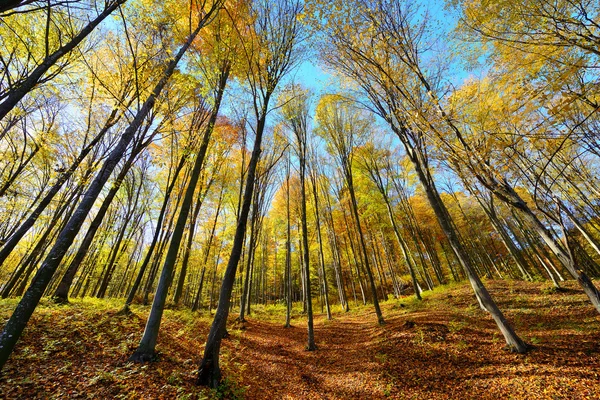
[
  {"left": 96, "top": 181, "right": 142, "bottom": 299},
  {"left": 122, "top": 151, "right": 189, "bottom": 311},
  {"left": 284, "top": 154, "right": 292, "bottom": 327},
  {"left": 53, "top": 149, "right": 142, "bottom": 302},
  {"left": 520, "top": 206, "right": 600, "bottom": 311},
  {"left": 174, "top": 176, "right": 212, "bottom": 306},
  {"left": 208, "top": 240, "right": 223, "bottom": 312},
  {"left": 298, "top": 155, "right": 316, "bottom": 348},
  {"left": 2, "top": 182, "right": 81, "bottom": 298},
  {"left": 192, "top": 189, "right": 223, "bottom": 312},
  {"left": 239, "top": 187, "right": 259, "bottom": 322},
  {"left": 309, "top": 167, "right": 331, "bottom": 319},
  {"left": 0, "top": 142, "right": 40, "bottom": 198},
  {"left": 197, "top": 103, "right": 269, "bottom": 385},
  {"left": 560, "top": 200, "right": 600, "bottom": 258},
  {"left": 394, "top": 124, "right": 527, "bottom": 353},
  {"left": 381, "top": 188, "right": 421, "bottom": 300},
  {"left": 322, "top": 179, "right": 349, "bottom": 311},
  {"left": 129, "top": 66, "right": 228, "bottom": 362},
  {"left": 478, "top": 194, "right": 533, "bottom": 281},
  {"left": 346, "top": 173, "right": 384, "bottom": 324},
  {"left": 341, "top": 207, "right": 366, "bottom": 305}
]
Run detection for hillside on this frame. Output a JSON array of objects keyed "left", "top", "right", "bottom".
[{"left": 1, "top": 280, "right": 599, "bottom": 399}]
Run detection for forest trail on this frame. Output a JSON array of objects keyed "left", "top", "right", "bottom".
[
  {"left": 235, "top": 285, "right": 600, "bottom": 400},
  {"left": 235, "top": 315, "right": 386, "bottom": 399},
  {"left": 1, "top": 280, "right": 600, "bottom": 399}
]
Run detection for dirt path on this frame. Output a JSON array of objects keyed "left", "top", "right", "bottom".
[
  {"left": 230, "top": 282, "right": 600, "bottom": 399},
  {"left": 234, "top": 315, "right": 388, "bottom": 399}
]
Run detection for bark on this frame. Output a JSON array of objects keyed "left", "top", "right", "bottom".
[
  {"left": 520, "top": 206, "right": 600, "bottom": 312},
  {"left": 1, "top": 180, "right": 82, "bottom": 298},
  {"left": 341, "top": 206, "right": 366, "bottom": 305},
  {"left": 197, "top": 0, "right": 302, "bottom": 385},
  {"left": 477, "top": 194, "right": 533, "bottom": 281},
  {"left": 560, "top": 200, "right": 600, "bottom": 258}
]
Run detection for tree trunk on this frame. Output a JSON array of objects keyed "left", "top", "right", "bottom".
[
  {"left": 192, "top": 189, "right": 223, "bottom": 312},
  {"left": 299, "top": 155, "right": 316, "bottom": 349},
  {"left": 122, "top": 148, "right": 189, "bottom": 311},
  {"left": 346, "top": 173, "right": 384, "bottom": 324},
  {"left": 239, "top": 186, "right": 259, "bottom": 322},
  {"left": 129, "top": 66, "right": 228, "bottom": 362},
  {"left": 197, "top": 103, "right": 269, "bottom": 386},
  {"left": 284, "top": 154, "right": 292, "bottom": 327},
  {"left": 309, "top": 166, "right": 331, "bottom": 319},
  {"left": 394, "top": 124, "right": 527, "bottom": 353},
  {"left": 174, "top": 176, "right": 212, "bottom": 306}
]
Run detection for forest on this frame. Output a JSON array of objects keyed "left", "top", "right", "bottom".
[{"left": 0, "top": 0, "right": 599, "bottom": 398}]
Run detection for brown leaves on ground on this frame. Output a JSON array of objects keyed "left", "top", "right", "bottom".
[{"left": 1, "top": 280, "right": 600, "bottom": 399}]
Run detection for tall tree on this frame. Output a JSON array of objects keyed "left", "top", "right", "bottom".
[
  {"left": 281, "top": 84, "right": 317, "bottom": 347},
  {"left": 0, "top": 1, "right": 222, "bottom": 370},
  {"left": 358, "top": 142, "right": 422, "bottom": 301},
  {"left": 314, "top": 94, "right": 385, "bottom": 325},
  {"left": 197, "top": 0, "right": 305, "bottom": 387}
]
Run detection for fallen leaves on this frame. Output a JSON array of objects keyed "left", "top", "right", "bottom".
[{"left": 0, "top": 280, "right": 599, "bottom": 399}]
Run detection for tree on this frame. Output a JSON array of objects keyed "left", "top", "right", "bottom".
[
  {"left": 0, "top": 0, "right": 222, "bottom": 370},
  {"left": 197, "top": 0, "right": 305, "bottom": 387},
  {"left": 308, "top": 146, "right": 332, "bottom": 319},
  {"left": 122, "top": 101, "right": 207, "bottom": 312},
  {"left": 314, "top": 94, "right": 385, "bottom": 325},
  {"left": 280, "top": 84, "right": 317, "bottom": 348},
  {"left": 308, "top": 0, "right": 527, "bottom": 352}
]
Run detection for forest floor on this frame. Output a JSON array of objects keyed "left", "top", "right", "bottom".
[{"left": 1, "top": 280, "right": 600, "bottom": 399}]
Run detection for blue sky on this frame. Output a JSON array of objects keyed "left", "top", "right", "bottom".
[{"left": 287, "top": 60, "right": 334, "bottom": 95}]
